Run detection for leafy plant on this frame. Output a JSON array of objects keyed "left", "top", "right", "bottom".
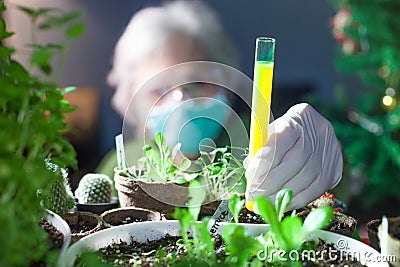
[
  {"left": 172, "top": 180, "right": 216, "bottom": 265},
  {"left": 0, "top": 2, "right": 83, "bottom": 266},
  {"left": 254, "top": 189, "right": 333, "bottom": 265},
  {"left": 229, "top": 193, "right": 245, "bottom": 224},
  {"left": 196, "top": 146, "right": 247, "bottom": 200},
  {"left": 122, "top": 132, "right": 194, "bottom": 183}
]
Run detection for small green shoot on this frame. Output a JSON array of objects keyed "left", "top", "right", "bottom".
[
  {"left": 255, "top": 189, "right": 334, "bottom": 262},
  {"left": 229, "top": 193, "right": 245, "bottom": 223},
  {"left": 133, "top": 132, "right": 194, "bottom": 183},
  {"left": 173, "top": 180, "right": 215, "bottom": 263}
]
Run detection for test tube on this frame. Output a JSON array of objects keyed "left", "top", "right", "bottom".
[{"left": 246, "top": 37, "right": 276, "bottom": 211}]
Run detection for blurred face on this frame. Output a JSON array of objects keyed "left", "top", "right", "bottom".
[{"left": 112, "top": 33, "right": 221, "bottom": 117}]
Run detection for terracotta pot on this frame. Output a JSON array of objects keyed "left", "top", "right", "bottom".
[
  {"left": 61, "top": 211, "right": 102, "bottom": 243},
  {"left": 114, "top": 171, "right": 220, "bottom": 219},
  {"left": 100, "top": 207, "right": 163, "bottom": 228}
]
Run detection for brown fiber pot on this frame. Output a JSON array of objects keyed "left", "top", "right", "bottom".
[
  {"left": 367, "top": 216, "right": 400, "bottom": 251},
  {"left": 297, "top": 210, "right": 357, "bottom": 237},
  {"left": 114, "top": 171, "right": 220, "bottom": 219},
  {"left": 61, "top": 211, "right": 102, "bottom": 243}
]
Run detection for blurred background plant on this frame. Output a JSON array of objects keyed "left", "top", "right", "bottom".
[
  {"left": 0, "top": 1, "right": 84, "bottom": 265},
  {"left": 317, "top": 0, "right": 400, "bottom": 220}
]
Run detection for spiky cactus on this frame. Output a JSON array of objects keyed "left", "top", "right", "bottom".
[
  {"left": 43, "top": 159, "right": 75, "bottom": 214},
  {"left": 75, "top": 173, "right": 113, "bottom": 203}
]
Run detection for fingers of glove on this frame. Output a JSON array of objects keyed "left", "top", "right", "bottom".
[
  {"left": 245, "top": 117, "right": 300, "bottom": 182},
  {"left": 247, "top": 134, "right": 313, "bottom": 197}
]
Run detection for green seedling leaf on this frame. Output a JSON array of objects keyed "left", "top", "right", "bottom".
[
  {"left": 222, "top": 224, "right": 263, "bottom": 267},
  {"left": 255, "top": 196, "right": 288, "bottom": 250},
  {"left": 63, "top": 86, "right": 77, "bottom": 94},
  {"left": 155, "top": 132, "right": 166, "bottom": 149},
  {"left": 0, "top": 19, "right": 13, "bottom": 41},
  {"left": 145, "top": 148, "right": 158, "bottom": 162},
  {"left": 302, "top": 206, "right": 333, "bottom": 235},
  {"left": 66, "top": 23, "right": 85, "bottom": 40},
  {"left": 18, "top": 6, "right": 58, "bottom": 22},
  {"left": 275, "top": 188, "right": 292, "bottom": 221},
  {"left": 188, "top": 180, "right": 206, "bottom": 220},
  {"left": 229, "top": 194, "right": 245, "bottom": 223},
  {"left": 180, "top": 157, "right": 191, "bottom": 170},
  {"left": 280, "top": 216, "right": 303, "bottom": 250}
]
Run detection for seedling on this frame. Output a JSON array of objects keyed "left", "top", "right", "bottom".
[
  {"left": 124, "top": 132, "right": 194, "bottom": 183},
  {"left": 255, "top": 189, "right": 333, "bottom": 265},
  {"left": 196, "top": 146, "right": 247, "bottom": 200}
]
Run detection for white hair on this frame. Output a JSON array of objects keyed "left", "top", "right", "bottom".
[{"left": 108, "top": 0, "right": 238, "bottom": 91}]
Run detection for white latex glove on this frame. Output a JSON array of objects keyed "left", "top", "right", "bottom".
[{"left": 245, "top": 103, "right": 343, "bottom": 211}]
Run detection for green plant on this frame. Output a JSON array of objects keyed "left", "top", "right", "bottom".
[
  {"left": 172, "top": 180, "right": 216, "bottom": 265},
  {"left": 196, "top": 146, "right": 247, "bottom": 200},
  {"left": 42, "top": 158, "right": 75, "bottom": 214},
  {"left": 0, "top": 2, "right": 83, "bottom": 266},
  {"left": 122, "top": 132, "right": 193, "bottom": 183},
  {"left": 75, "top": 173, "right": 113, "bottom": 204},
  {"left": 255, "top": 190, "right": 333, "bottom": 262}
]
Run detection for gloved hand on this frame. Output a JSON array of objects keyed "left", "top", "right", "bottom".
[{"left": 245, "top": 103, "right": 343, "bottom": 211}]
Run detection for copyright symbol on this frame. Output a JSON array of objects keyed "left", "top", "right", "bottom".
[{"left": 336, "top": 239, "right": 348, "bottom": 250}]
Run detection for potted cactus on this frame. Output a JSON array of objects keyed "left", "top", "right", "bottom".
[{"left": 74, "top": 173, "right": 119, "bottom": 215}]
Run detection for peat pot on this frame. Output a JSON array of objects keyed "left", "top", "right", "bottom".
[
  {"left": 61, "top": 211, "right": 102, "bottom": 243},
  {"left": 100, "top": 207, "right": 163, "bottom": 228},
  {"left": 114, "top": 170, "right": 219, "bottom": 219}
]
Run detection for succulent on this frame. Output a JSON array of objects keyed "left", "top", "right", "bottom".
[
  {"left": 42, "top": 159, "right": 75, "bottom": 214},
  {"left": 75, "top": 173, "right": 113, "bottom": 204}
]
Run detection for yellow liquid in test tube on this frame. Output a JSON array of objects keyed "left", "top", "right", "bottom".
[
  {"left": 248, "top": 61, "right": 274, "bottom": 159},
  {"left": 246, "top": 37, "right": 275, "bottom": 211}
]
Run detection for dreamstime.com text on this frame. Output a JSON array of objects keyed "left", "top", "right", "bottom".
[{"left": 257, "top": 239, "right": 397, "bottom": 264}]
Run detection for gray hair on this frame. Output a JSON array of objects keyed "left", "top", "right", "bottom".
[{"left": 107, "top": 0, "right": 238, "bottom": 90}]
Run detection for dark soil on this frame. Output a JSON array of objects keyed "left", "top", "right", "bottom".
[
  {"left": 238, "top": 209, "right": 265, "bottom": 224},
  {"left": 111, "top": 216, "right": 145, "bottom": 226},
  {"left": 70, "top": 219, "right": 96, "bottom": 234},
  {"left": 29, "top": 220, "right": 64, "bottom": 267},
  {"left": 39, "top": 219, "right": 64, "bottom": 249},
  {"left": 79, "top": 235, "right": 366, "bottom": 266}
]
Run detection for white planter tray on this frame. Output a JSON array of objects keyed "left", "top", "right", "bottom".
[{"left": 61, "top": 220, "right": 388, "bottom": 267}]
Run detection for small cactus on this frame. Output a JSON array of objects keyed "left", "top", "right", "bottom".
[
  {"left": 75, "top": 173, "right": 113, "bottom": 203},
  {"left": 43, "top": 159, "right": 75, "bottom": 214}
]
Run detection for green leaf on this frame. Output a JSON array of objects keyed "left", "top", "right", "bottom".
[
  {"left": 66, "top": 23, "right": 85, "bottom": 40},
  {"left": 222, "top": 224, "right": 263, "bottom": 266},
  {"left": 188, "top": 180, "right": 206, "bottom": 220},
  {"left": 63, "top": 86, "right": 77, "bottom": 94},
  {"left": 275, "top": 189, "right": 292, "bottom": 222},
  {"left": 229, "top": 194, "right": 245, "bottom": 223},
  {"left": 155, "top": 132, "right": 166, "bottom": 149},
  {"left": 302, "top": 206, "right": 333, "bottom": 235},
  {"left": 280, "top": 216, "right": 303, "bottom": 250},
  {"left": 180, "top": 158, "right": 191, "bottom": 170},
  {"left": 255, "top": 197, "right": 288, "bottom": 250}
]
